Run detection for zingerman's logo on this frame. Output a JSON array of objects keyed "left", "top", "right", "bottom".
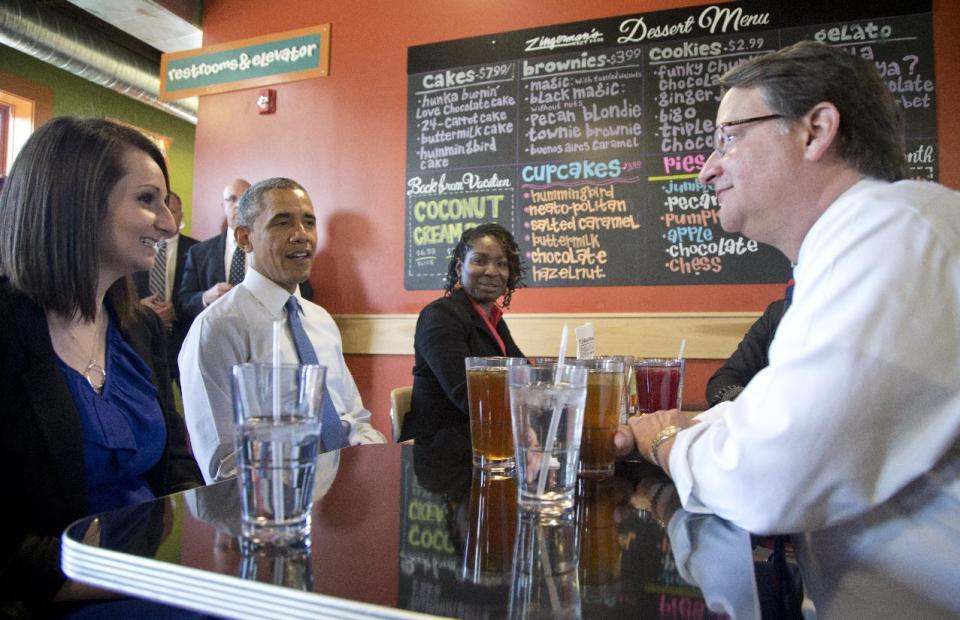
[{"left": 525, "top": 28, "right": 604, "bottom": 52}]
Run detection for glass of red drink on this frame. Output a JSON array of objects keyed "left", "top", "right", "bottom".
[{"left": 633, "top": 358, "right": 684, "bottom": 414}]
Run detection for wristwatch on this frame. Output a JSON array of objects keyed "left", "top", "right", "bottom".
[
  {"left": 650, "top": 425, "right": 682, "bottom": 468},
  {"left": 710, "top": 383, "right": 744, "bottom": 406}
]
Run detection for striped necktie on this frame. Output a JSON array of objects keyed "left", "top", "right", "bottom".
[
  {"left": 149, "top": 240, "right": 167, "bottom": 300},
  {"left": 285, "top": 296, "right": 349, "bottom": 451},
  {"left": 228, "top": 245, "right": 245, "bottom": 285}
]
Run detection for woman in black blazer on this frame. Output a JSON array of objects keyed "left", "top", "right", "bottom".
[
  {"left": 0, "top": 117, "right": 203, "bottom": 617},
  {"left": 404, "top": 223, "right": 526, "bottom": 443}
]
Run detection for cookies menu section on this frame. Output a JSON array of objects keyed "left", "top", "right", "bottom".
[{"left": 405, "top": 0, "right": 934, "bottom": 289}]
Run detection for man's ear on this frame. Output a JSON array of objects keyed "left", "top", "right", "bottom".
[
  {"left": 235, "top": 226, "right": 252, "bottom": 252},
  {"left": 801, "top": 101, "right": 841, "bottom": 162}
]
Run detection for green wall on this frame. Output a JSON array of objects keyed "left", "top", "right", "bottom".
[{"left": 0, "top": 46, "right": 198, "bottom": 235}]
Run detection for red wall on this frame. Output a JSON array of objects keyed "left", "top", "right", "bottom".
[{"left": 192, "top": 0, "right": 960, "bottom": 432}]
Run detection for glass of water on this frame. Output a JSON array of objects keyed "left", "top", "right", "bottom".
[
  {"left": 233, "top": 363, "right": 325, "bottom": 547},
  {"left": 509, "top": 364, "right": 588, "bottom": 517}
]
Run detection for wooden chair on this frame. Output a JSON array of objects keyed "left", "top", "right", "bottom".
[{"left": 389, "top": 386, "right": 413, "bottom": 443}]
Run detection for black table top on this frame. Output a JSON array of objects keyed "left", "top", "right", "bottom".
[{"left": 63, "top": 442, "right": 769, "bottom": 619}]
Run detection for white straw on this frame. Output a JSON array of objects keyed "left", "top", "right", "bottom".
[
  {"left": 677, "top": 338, "right": 687, "bottom": 361},
  {"left": 537, "top": 324, "right": 568, "bottom": 497},
  {"left": 271, "top": 319, "right": 285, "bottom": 525},
  {"left": 272, "top": 320, "right": 282, "bottom": 421},
  {"left": 553, "top": 323, "right": 568, "bottom": 383}
]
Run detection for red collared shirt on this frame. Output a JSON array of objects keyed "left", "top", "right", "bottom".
[{"left": 467, "top": 296, "right": 507, "bottom": 355}]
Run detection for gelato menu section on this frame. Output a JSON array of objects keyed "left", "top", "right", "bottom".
[{"left": 405, "top": 0, "right": 935, "bottom": 289}]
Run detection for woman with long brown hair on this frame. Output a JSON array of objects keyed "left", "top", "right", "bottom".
[{"left": 0, "top": 117, "right": 203, "bottom": 616}]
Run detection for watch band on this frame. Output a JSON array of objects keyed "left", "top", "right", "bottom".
[
  {"left": 650, "top": 425, "right": 683, "bottom": 468},
  {"left": 710, "top": 383, "right": 744, "bottom": 406}
]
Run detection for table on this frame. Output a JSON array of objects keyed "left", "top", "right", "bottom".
[{"left": 62, "top": 442, "right": 770, "bottom": 619}]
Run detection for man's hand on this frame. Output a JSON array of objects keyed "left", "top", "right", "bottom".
[
  {"left": 202, "top": 282, "right": 233, "bottom": 307},
  {"left": 616, "top": 409, "right": 697, "bottom": 473}
]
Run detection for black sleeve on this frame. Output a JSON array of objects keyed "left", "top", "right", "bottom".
[
  {"left": 175, "top": 245, "right": 206, "bottom": 323},
  {"left": 415, "top": 302, "right": 473, "bottom": 416},
  {"left": 705, "top": 300, "right": 786, "bottom": 407},
  {"left": 498, "top": 318, "right": 525, "bottom": 358}
]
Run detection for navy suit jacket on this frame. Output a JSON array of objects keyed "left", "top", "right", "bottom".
[
  {"left": 176, "top": 231, "right": 228, "bottom": 324},
  {"left": 133, "top": 233, "right": 198, "bottom": 377},
  {"left": 176, "top": 230, "right": 314, "bottom": 324}
]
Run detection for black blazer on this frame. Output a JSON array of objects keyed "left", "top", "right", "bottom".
[
  {"left": 0, "top": 282, "right": 203, "bottom": 614},
  {"left": 132, "top": 233, "right": 198, "bottom": 377},
  {"left": 405, "top": 288, "right": 524, "bottom": 441},
  {"left": 705, "top": 298, "right": 787, "bottom": 406},
  {"left": 176, "top": 231, "right": 228, "bottom": 323},
  {"left": 176, "top": 231, "right": 314, "bottom": 324}
]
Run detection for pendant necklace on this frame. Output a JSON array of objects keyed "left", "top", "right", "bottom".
[{"left": 66, "top": 315, "right": 107, "bottom": 393}]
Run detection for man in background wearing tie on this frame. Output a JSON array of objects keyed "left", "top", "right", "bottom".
[
  {"left": 133, "top": 191, "right": 198, "bottom": 383},
  {"left": 176, "top": 178, "right": 252, "bottom": 324},
  {"left": 179, "top": 177, "right": 384, "bottom": 483}
]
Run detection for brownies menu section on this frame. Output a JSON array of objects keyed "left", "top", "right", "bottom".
[{"left": 405, "top": 0, "right": 935, "bottom": 289}]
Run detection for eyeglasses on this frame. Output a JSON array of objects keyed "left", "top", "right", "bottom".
[{"left": 712, "top": 114, "right": 784, "bottom": 157}]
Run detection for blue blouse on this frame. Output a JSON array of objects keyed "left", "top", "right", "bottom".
[{"left": 56, "top": 318, "right": 167, "bottom": 514}]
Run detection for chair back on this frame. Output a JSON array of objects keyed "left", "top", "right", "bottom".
[{"left": 389, "top": 386, "right": 413, "bottom": 443}]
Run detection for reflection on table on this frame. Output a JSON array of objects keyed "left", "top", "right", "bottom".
[{"left": 63, "top": 441, "right": 775, "bottom": 619}]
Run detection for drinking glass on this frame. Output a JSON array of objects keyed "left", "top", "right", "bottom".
[
  {"left": 634, "top": 358, "right": 685, "bottom": 414},
  {"left": 233, "top": 363, "right": 324, "bottom": 546},
  {"left": 509, "top": 364, "right": 588, "bottom": 516},
  {"left": 466, "top": 356, "right": 528, "bottom": 471},
  {"left": 568, "top": 359, "right": 624, "bottom": 477}
]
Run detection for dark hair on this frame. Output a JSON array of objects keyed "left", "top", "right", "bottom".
[
  {"left": 719, "top": 40, "right": 908, "bottom": 182},
  {"left": 0, "top": 117, "right": 170, "bottom": 323},
  {"left": 444, "top": 223, "right": 525, "bottom": 308},
  {"left": 237, "top": 177, "right": 307, "bottom": 227}
]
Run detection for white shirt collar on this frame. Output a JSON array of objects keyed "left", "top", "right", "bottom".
[{"left": 241, "top": 267, "right": 303, "bottom": 318}]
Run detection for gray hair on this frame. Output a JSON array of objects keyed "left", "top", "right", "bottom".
[
  {"left": 237, "top": 177, "right": 307, "bottom": 227},
  {"left": 719, "top": 41, "right": 908, "bottom": 182}
]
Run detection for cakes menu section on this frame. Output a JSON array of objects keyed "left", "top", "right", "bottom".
[{"left": 405, "top": 0, "right": 934, "bottom": 289}]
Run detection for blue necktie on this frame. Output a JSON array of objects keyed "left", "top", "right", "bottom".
[{"left": 285, "top": 296, "right": 348, "bottom": 451}]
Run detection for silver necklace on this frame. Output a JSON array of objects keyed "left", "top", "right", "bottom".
[{"left": 64, "top": 317, "right": 107, "bottom": 393}]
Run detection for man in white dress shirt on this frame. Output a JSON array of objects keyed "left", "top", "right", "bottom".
[
  {"left": 180, "top": 177, "right": 384, "bottom": 483},
  {"left": 618, "top": 41, "right": 960, "bottom": 618}
]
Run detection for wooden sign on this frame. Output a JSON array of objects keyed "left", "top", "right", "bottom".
[{"left": 160, "top": 24, "right": 330, "bottom": 100}]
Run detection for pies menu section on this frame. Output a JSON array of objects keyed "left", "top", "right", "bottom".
[{"left": 404, "top": 0, "right": 935, "bottom": 289}]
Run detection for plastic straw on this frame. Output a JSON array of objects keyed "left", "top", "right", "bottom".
[
  {"left": 677, "top": 338, "right": 687, "bottom": 362},
  {"left": 271, "top": 319, "right": 285, "bottom": 524},
  {"left": 537, "top": 324, "right": 568, "bottom": 497},
  {"left": 272, "top": 320, "right": 282, "bottom": 420},
  {"left": 553, "top": 324, "right": 568, "bottom": 382}
]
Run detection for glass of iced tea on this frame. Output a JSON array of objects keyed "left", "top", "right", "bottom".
[
  {"left": 634, "top": 358, "right": 685, "bottom": 414},
  {"left": 465, "top": 356, "right": 527, "bottom": 471},
  {"left": 568, "top": 358, "right": 624, "bottom": 477}
]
